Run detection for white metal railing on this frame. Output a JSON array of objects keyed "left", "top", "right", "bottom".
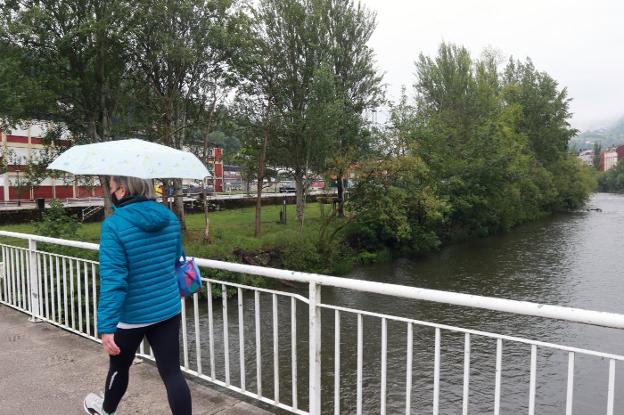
[{"left": 1, "top": 230, "right": 624, "bottom": 414}]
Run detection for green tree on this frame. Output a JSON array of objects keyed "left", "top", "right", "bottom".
[
  {"left": 386, "top": 87, "right": 417, "bottom": 157},
  {"left": 550, "top": 156, "right": 596, "bottom": 208},
  {"left": 346, "top": 155, "right": 447, "bottom": 254},
  {"left": 20, "top": 144, "right": 62, "bottom": 197},
  {"left": 230, "top": 92, "right": 279, "bottom": 237},
  {"left": 253, "top": 0, "right": 337, "bottom": 227},
  {"left": 125, "top": 0, "right": 245, "bottom": 229},
  {"left": 0, "top": 145, "right": 14, "bottom": 175},
  {"left": 0, "top": 0, "right": 132, "bottom": 214},
  {"left": 413, "top": 44, "right": 515, "bottom": 238},
  {"left": 593, "top": 142, "right": 602, "bottom": 170},
  {"left": 232, "top": 2, "right": 286, "bottom": 237},
  {"left": 319, "top": 0, "right": 384, "bottom": 217},
  {"left": 597, "top": 159, "right": 624, "bottom": 193},
  {"left": 35, "top": 200, "right": 79, "bottom": 239},
  {"left": 502, "top": 58, "right": 577, "bottom": 166},
  {"left": 503, "top": 58, "right": 588, "bottom": 209}
]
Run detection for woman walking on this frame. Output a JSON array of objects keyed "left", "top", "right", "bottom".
[{"left": 84, "top": 176, "right": 191, "bottom": 415}]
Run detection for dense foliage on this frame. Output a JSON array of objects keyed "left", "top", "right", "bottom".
[
  {"left": 597, "top": 160, "right": 624, "bottom": 192},
  {"left": 345, "top": 44, "right": 595, "bottom": 255},
  {"left": 35, "top": 200, "right": 79, "bottom": 239}
]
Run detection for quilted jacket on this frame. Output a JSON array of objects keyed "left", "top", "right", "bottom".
[{"left": 97, "top": 199, "right": 181, "bottom": 334}]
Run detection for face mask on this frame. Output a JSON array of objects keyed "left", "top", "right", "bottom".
[{"left": 110, "top": 186, "right": 121, "bottom": 207}]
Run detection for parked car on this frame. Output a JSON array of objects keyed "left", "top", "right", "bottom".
[
  {"left": 184, "top": 184, "right": 214, "bottom": 195},
  {"left": 225, "top": 182, "right": 242, "bottom": 192},
  {"left": 278, "top": 182, "right": 296, "bottom": 193}
]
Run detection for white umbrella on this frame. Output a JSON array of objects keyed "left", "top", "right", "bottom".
[{"left": 47, "top": 139, "right": 210, "bottom": 180}]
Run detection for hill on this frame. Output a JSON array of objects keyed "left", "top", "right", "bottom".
[{"left": 569, "top": 117, "right": 624, "bottom": 151}]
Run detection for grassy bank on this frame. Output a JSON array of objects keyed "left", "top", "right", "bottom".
[{"left": 0, "top": 202, "right": 355, "bottom": 274}]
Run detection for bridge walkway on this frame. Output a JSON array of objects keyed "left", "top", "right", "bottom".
[{"left": 0, "top": 306, "right": 272, "bottom": 415}]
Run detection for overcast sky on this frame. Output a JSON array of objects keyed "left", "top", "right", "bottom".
[{"left": 359, "top": 0, "right": 624, "bottom": 131}]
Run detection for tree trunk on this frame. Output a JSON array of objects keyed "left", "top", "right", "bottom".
[
  {"left": 295, "top": 172, "right": 305, "bottom": 228},
  {"left": 255, "top": 177, "right": 263, "bottom": 237},
  {"left": 202, "top": 96, "right": 217, "bottom": 243},
  {"left": 99, "top": 175, "right": 113, "bottom": 217},
  {"left": 255, "top": 146, "right": 267, "bottom": 238},
  {"left": 255, "top": 102, "right": 271, "bottom": 237},
  {"left": 202, "top": 178, "right": 211, "bottom": 243},
  {"left": 336, "top": 173, "right": 345, "bottom": 217},
  {"left": 160, "top": 179, "right": 170, "bottom": 207},
  {"left": 173, "top": 178, "right": 186, "bottom": 230},
  {"left": 161, "top": 98, "right": 187, "bottom": 229}
]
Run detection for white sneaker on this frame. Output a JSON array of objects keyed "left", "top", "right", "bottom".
[{"left": 83, "top": 392, "right": 115, "bottom": 414}]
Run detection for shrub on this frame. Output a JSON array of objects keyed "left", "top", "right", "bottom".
[
  {"left": 35, "top": 200, "right": 79, "bottom": 239},
  {"left": 34, "top": 200, "right": 94, "bottom": 259}
]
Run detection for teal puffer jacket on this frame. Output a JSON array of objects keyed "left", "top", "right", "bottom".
[{"left": 97, "top": 200, "right": 181, "bottom": 334}]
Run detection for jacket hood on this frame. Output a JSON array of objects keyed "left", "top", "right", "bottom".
[{"left": 114, "top": 200, "right": 171, "bottom": 232}]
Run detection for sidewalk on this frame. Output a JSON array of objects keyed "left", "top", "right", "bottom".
[{"left": 0, "top": 306, "right": 273, "bottom": 415}]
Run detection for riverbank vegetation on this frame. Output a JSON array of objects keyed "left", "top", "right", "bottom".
[
  {"left": 597, "top": 161, "right": 624, "bottom": 193},
  {"left": 343, "top": 45, "right": 595, "bottom": 258},
  {"left": 0, "top": 1, "right": 594, "bottom": 275},
  {"left": 0, "top": 201, "right": 355, "bottom": 274}
]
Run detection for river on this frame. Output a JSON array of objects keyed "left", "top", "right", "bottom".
[{"left": 187, "top": 192, "right": 624, "bottom": 414}]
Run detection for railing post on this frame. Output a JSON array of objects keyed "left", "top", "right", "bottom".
[
  {"left": 28, "top": 238, "right": 41, "bottom": 321},
  {"left": 309, "top": 281, "right": 322, "bottom": 415}
]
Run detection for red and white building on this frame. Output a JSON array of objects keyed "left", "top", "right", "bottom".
[
  {"left": 208, "top": 147, "right": 223, "bottom": 192},
  {"left": 181, "top": 146, "right": 224, "bottom": 193},
  {"left": 599, "top": 148, "right": 618, "bottom": 172},
  {"left": 0, "top": 123, "right": 102, "bottom": 202}
]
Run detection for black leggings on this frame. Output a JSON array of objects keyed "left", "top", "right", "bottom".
[{"left": 102, "top": 314, "right": 191, "bottom": 414}]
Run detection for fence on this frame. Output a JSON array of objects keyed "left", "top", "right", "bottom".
[{"left": 1, "top": 230, "right": 624, "bottom": 414}]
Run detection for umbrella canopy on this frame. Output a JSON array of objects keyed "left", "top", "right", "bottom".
[{"left": 47, "top": 139, "right": 210, "bottom": 180}]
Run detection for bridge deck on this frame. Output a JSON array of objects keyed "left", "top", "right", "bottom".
[{"left": 0, "top": 306, "right": 272, "bottom": 415}]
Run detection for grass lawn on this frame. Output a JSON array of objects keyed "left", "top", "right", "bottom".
[{"left": 0, "top": 203, "right": 341, "bottom": 268}]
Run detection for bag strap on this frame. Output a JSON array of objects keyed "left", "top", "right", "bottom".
[{"left": 178, "top": 244, "right": 188, "bottom": 264}]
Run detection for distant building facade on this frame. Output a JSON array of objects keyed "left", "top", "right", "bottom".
[
  {"left": 0, "top": 123, "right": 102, "bottom": 202},
  {"left": 223, "top": 165, "right": 241, "bottom": 191},
  {"left": 599, "top": 148, "right": 618, "bottom": 172},
  {"left": 577, "top": 149, "right": 594, "bottom": 167}
]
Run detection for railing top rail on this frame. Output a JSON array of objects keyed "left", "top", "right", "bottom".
[
  {"left": 3, "top": 230, "right": 624, "bottom": 329},
  {"left": 0, "top": 230, "right": 99, "bottom": 251},
  {"left": 194, "top": 257, "right": 624, "bottom": 330}
]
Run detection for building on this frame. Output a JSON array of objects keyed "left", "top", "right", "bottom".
[
  {"left": 599, "top": 148, "right": 618, "bottom": 172},
  {"left": 223, "top": 165, "right": 242, "bottom": 191},
  {"left": 616, "top": 144, "right": 624, "bottom": 161},
  {"left": 207, "top": 147, "right": 223, "bottom": 192},
  {"left": 1, "top": 124, "right": 227, "bottom": 200},
  {"left": 577, "top": 149, "right": 594, "bottom": 167},
  {"left": 0, "top": 123, "right": 102, "bottom": 202},
  {"left": 181, "top": 146, "right": 224, "bottom": 193}
]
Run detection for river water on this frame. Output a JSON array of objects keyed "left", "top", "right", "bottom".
[{"left": 187, "top": 193, "right": 624, "bottom": 414}]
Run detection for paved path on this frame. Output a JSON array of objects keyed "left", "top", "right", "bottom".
[{"left": 0, "top": 306, "right": 273, "bottom": 415}]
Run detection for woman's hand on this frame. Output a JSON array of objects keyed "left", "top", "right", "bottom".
[{"left": 102, "top": 333, "right": 121, "bottom": 356}]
